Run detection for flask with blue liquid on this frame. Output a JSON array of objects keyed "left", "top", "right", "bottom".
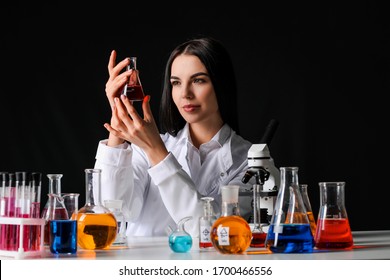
[{"left": 265, "top": 167, "right": 314, "bottom": 253}]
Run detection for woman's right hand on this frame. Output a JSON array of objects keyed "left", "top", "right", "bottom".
[
  {"left": 105, "top": 50, "right": 132, "bottom": 110},
  {"left": 105, "top": 50, "right": 132, "bottom": 146}
]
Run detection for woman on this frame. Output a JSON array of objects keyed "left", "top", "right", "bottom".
[{"left": 95, "top": 37, "right": 252, "bottom": 237}]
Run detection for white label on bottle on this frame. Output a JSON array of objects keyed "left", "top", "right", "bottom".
[
  {"left": 217, "top": 227, "right": 230, "bottom": 246},
  {"left": 200, "top": 226, "right": 211, "bottom": 243}
]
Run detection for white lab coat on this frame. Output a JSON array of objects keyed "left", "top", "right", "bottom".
[{"left": 94, "top": 123, "right": 252, "bottom": 237}]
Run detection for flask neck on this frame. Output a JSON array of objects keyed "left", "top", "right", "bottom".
[
  {"left": 85, "top": 169, "right": 102, "bottom": 206},
  {"left": 221, "top": 201, "right": 240, "bottom": 217},
  {"left": 47, "top": 174, "right": 63, "bottom": 194}
]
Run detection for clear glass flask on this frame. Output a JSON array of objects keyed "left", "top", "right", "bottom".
[
  {"left": 250, "top": 183, "right": 267, "bottom": 248},
  {"left": 104, "top": 199, "right": 128, "bottom": 247},
  {"left": 41, "top": 174, "right": 68, "bottom": 246},
  {"left": 210, "top": 185, "right": 252, "bottom": 254},
  {"left": 315, "top": 182, "right": 353, "bottom": 249},
  {"left": 75, "top": 169, "right": 117, "bottom": 250},
  {"left": 122, "top": 56, "right": 145, "bottom": 101},
  {"left": 299, "top": 184, "right": 317, "bottom": 238},
  {"left": 199, "top": 197, "right": 217, "bottom": 249},
  {"left": 265, "top": 167, "right": 314, "bottom": 253}
]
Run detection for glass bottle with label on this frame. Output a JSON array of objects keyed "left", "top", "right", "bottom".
[
  {"left": 75, "top": 169, "right": 117, "bottom": 250},
  {"left": 199, "top": 197, "right": 217, "bottom": 249},
  {"left": 210, "top": 185, "right": 252, "bottom": 254}
]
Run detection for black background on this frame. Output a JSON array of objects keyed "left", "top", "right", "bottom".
[{"left": 1, "top": 2, "right": 388, "bottom": 231}]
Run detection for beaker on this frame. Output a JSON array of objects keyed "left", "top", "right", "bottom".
[
  {"left": 122, "top": 56, "right": 145, "bottom": 101},
  {"left": 48, "top": 193, "right": 77, "bottom": 254},
  {"left": 75, "top": 169, "right": 117, "bottom": 250},
  {"left": 168, "top": 216, "right": 193, "bottom": 253},
  {"left": 104, "top": 199, "right": 128, "bottom": 247},
  {"left": 265, "top": 167, "right": 314, "bottom": 253},
  {"left": 314, "top": 182, "right": 353, "bottom": 249},
  {"left": 62, "top": 193, "right": 80, "bottom": 220},
  {"left": 210, "top": 185, "right": 252, "bottom": 254}
]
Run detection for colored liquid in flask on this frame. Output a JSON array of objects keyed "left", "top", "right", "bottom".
[
  {"left": 42, "top": 207, "right": 68, "bottom": 246},
  {"left": 49, "top": 220, "right": 77, "bottom": 254},
  {"left": 265, "top": 224, "right": 314, "bottom": 253},
  {"left": 315, "top": 218, "right": 353, "bottom": 249},
  {"left": 76, "top": 212, "right": 117, "bottom": 250},
  {"left": 169, "top": 235, "right": 193, "bottom": 253},
  {"left": 250, "top": 231, "right": 267, "bottom": 248},
  {"left": 210, "top": 215, "right": 252, "bottom": 254}
]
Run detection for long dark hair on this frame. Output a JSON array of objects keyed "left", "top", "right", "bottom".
[{"left": 159, "top": 36, "right": 239, "bottom": 136}]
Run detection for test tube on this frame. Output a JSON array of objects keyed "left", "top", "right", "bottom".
[{"left": 0, "top": 172, "right": 9, "bottom": 250}]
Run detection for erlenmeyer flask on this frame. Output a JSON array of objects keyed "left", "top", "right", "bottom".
[
  {"left": 314, "top": 182, "right": 353, "bottom": 249},
  {"left": 75, "top": 169, "right": 117, "bottom": 250},
  {"left": 265, "top": 167, "right": 314, "bottom": 253},
  {"left": 122, "top": 56, "right": 145, "bottom": 101},
  {"left": 168, "top": 216, "right": 193, "bottom": 253},
  {"left": 41, "top": 174, "right": 68, "bottom": 246}
]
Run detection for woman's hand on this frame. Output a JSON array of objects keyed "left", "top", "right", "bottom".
[
  {"left": 104, "top": 50, "right": 132, "bottom": 146},
  {"left": 104, "top": 94, "right": 169, "bottom": 166}
]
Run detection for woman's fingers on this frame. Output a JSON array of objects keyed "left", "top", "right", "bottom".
[{"left": 141, "top": 95, "right": 154, "bottom": 122}]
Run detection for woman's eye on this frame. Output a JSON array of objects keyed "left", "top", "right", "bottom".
[
  {"left": 171, "top": 80, "right": 180, "bottom": 86},
  {"left": 194, "top": 78, "right": 204, "bottom": 84}
]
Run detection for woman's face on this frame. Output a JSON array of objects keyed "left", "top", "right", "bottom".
[{"left": 170, "top": 54, "right": 221, "bottom": 126}]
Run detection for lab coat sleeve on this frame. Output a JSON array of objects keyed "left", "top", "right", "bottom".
[
  {"left": 147, "top": 152, "right": 203, "bottom": 237},
  {"left": 94, "top": 140, "right": 146, "bottom": 222}
]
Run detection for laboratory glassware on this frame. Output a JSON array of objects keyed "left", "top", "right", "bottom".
[
  {"left": 168, "top": 216, "right": 193, "bottom": 253},
  {"left": 210, "top": 185, "right": 252, "bottom": 254},
  {"left": 314, "top": 182, "right": 353, "bottom": 249},
  {"left": 76, "top": 169, "right": 117, "bottom": 250},
  {"left": 265, "top": 167, "right": 314, "bottom": 253},
  {"left": 122, "top": 56, "right": 145, "bottom": 101},
  {"left": 199, "top": 197, "right": 217, "bottom": 248}
]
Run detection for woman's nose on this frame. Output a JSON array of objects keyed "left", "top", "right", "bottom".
[{"left": 181, "top": 85, "right": 194, "bottom": 99}]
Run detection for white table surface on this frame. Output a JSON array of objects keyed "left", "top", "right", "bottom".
[{"left": 11, "top": 230, "right": 388, "bottom": 260}]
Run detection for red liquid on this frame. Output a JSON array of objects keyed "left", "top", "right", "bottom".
[
  {"left": 250, "top": 231, "right": 267, "bottom": 248},
  {"left": 315, "top": 218, "right": 353, "bottom": 249},
  {"left": 42, "top": 207, "right": 68, "bottom": 245},
  {"left": 123, "top": 85, "right": 144, "bottom": 101},
  {"left": 199, "top": 241, "right": 213, "bottom": 248}
]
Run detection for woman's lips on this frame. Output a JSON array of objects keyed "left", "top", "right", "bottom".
[{"left": 183, "top": 104, "right": 200, "bottom": 112}]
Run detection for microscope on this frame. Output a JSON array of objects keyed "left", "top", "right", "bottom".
[{"left": 240, "top": 120, "right": 280, "bottom": 231}]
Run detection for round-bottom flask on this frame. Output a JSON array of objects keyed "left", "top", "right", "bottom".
[
  {"left": 76, "top": 169, "right": 117, "bottom": 250},
  {"left": 210, "top": 185, "right": 252, "bottom": 254}
]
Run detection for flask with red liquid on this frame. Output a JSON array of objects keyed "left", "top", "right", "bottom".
[
  {"left": 122, "top": 57, "right": 145, "bottom": 101},
  {"left": 314, "top": 182, "right": 353, "bottom": 249}
]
